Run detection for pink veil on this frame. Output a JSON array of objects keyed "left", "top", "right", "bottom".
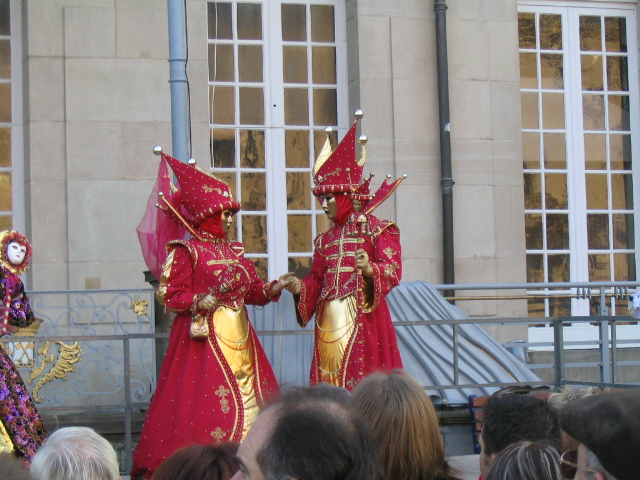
[{"left": 136, "top": 155, "right": 190, "bottom": 281}]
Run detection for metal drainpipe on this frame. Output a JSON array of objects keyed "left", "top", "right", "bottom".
[
  {"left": 434, "top": 0, "right": 455, "bottom": 299},
  {"left": 167, "top": 0, "right": 189, "bottom": 162}
]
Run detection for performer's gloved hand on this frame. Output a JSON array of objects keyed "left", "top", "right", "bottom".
[
  {"left": 198, "top": 294, "right": 218, "bottom": 310},
  {"left": 270, "top": 273, "right": 297, "bottom": 295},
  {"left": 355, "top": 249, "right": 373, "bottom": 278},
  {"left": 284, "top": 275, "right": 302, "bottom": 295}
]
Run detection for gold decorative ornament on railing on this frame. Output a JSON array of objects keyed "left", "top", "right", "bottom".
[
  {"left": 132, "top": 299, "right": 149, "bottom": 317},
  {"left": 29, "top": 341, "right": 82, "bottom": 403}
]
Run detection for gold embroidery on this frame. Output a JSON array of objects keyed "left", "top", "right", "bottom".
[
  {"left": 323, "top": 167, "right": 343, "bottom": 179},
  {"left": 210, "top": 427, "right": 226, "bottom": 440},
  {"left": 383, "top": 264, "right": 397, "bottom": 277},
  {"left": 131, "top": 300, "right": 149, "bottom": 317},
  {"left": 206, "top": 259, "right": 239, "bottom": 266},
  {"left": 383, "top": 246, "right": 397, "bottom": 259},
  {"left": 203, "top": 185, "right": 223, "bottom": 194},
  {"left": 216, "top": 385, "right": 231, "bottom": 414}
]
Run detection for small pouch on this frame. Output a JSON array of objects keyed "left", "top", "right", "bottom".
[{"left": 189, "top": 314, "right": 209, "bottom": 340}]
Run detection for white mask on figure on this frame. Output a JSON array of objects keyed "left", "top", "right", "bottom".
[{"left": 7, "top": 242, "right": 26, "bottom": 266}]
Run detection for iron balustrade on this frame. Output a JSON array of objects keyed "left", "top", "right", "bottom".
[{"left": 1, "top": 282, "right": 638, "bottom": 472}]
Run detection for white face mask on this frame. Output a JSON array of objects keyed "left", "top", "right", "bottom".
[{"left": 7, "top": 242, "right": 26, "bottom": 266}]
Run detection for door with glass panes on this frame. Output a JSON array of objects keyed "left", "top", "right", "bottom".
[
  {"left": 207, "top": 1, "right": 348, "bottom": 282},
  {"left": 519, "top": 4, "right": 640, "bottom": 316}
]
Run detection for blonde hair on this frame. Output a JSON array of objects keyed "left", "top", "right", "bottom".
[{"left": 351, "top": 370, "right": 457, "bottom": 480}]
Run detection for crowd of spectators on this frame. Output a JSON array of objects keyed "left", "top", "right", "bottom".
[{"left": 7, "top": 373, "right": 640, "bottom": 480}]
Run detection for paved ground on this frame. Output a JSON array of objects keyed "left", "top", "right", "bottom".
[{"left": 450, "top": 454, "right": 481, "bottom": 480}]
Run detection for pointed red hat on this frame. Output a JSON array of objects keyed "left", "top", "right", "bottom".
[
  {"left": 351, "top": 172, "right": 374, "bottom": 202},
  {"left": 163, "top": 153, "right": 240, "bottom": 225},
  {"left": 312, "top": 112, "right": 365, "bottom": 196}
]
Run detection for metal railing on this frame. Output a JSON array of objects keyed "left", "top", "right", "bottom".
[{"left": 2, "top": 282, "right": 639, "bottom": 472}]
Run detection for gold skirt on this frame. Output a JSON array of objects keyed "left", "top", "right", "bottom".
[
  {"left": 212, "top": 306, "right": 257, "bottom": 438},
  {"left": 315, "top": 295, "right": 357, "bottom": 385}
]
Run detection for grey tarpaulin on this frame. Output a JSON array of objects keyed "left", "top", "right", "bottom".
[
  {"left": 248, "top": 281, "right": 540, "bottom": 403},
  {"left": 388, "top": 281, "right": 540, "bottom": 404}
]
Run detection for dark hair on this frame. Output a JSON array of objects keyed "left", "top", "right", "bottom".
[
  {"left": 485, "top": 441, "right": 563, "bottom": 480},
  {"left": 256, "top": 384, "right": 384, "bottom": 480},
  {"left": 152, "top": 442, "right": 239, "bottom": 480},
  {"left": 481, "top": 395, "right": 562, "bottom": 457}
]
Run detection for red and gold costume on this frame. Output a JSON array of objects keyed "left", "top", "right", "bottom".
[
  {"left": 295, "top": 114, "right": 405, "bottom": 389},
  {"left": 132, "top": 154, "right": 279, "bottom": 479}
]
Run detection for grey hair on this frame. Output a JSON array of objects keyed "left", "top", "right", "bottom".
[
  {"left": 30, "top": 427, "right": 119, "bottom": 480},
  {"left": 485, "top": 441, "right": 562, "bottom": 480},
  {"left": 586, "top": 448, "right": 618, "bottom": 480},
  {"left": 548, "top": 386, "right": 599, "bottom": 409}
]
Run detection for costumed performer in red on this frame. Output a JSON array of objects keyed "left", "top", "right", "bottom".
[
  {"left": 286, "top": 111, "right": 405, "bottom": 390},
  {"left": 132, "top": 151, "right": 292, "bottom": 479},
  {"left": 0, "top": 230, "right": 47, "bottom": 463}
]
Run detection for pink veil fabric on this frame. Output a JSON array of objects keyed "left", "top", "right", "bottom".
[{"left": 136, "top": 155, "right": 190, "bottom": 281}]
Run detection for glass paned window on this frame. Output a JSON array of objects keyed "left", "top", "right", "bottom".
[
  {"left": 519, "top": 6, "right": 639, "bottom": 316},
  {"left": 208, "top": 1, "right": 346, "bottom": 279}
]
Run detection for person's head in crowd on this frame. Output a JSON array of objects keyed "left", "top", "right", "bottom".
[
  {"left": 548, "top": 385, "right": 600, "bottom": 453},
  {"left": 30, "top": 426, "right": 120, "bottom": 480},
  {"left": 479, "top": 394, "right": 562, "bottom": 479},
  {"left": 0, "top": 452, "right": 32, "bottom": 480},
  {"left": 350, "top": 370, "right": 461, "bottom": 480},
  {"left": 560, "top": 388, "right": 640, "bottom": 480},
  {"left": 485, "top": 441, "right": 563, "bottom": 480},
  {"left": 152, "top": 442, "right": 239, "bottom": 480},
  {"left": 232, "top": 383, "right": 384, "bottom": 480}
]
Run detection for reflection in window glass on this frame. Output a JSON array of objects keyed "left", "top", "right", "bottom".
[
  {"left": 252, "top": 257, "right": 268, "bottom": 282},
  {"left": 580, "top": 16, "right": 601, "bottom": 51},
  {"left": 207, "top": 3, "right": 232, "bottom": 40},
  {"left": 241, "top": 172, "right": 266, "bottom": 211},
  {"left": 542, "top": 133, "right": 566, "bottom": 169},
  {"left": 239, "top": 88, "right": 264, "bottom": 125},
  {"left": 587, "top": 214, "right": 610, "bottom": 249},
  {"left": 240, "top": 130, "right": 265, "bottom": 168},
  {"left": 0, "top": 172, "right": 11, "bottom": 210},
  {"left": 606, "top": 56, "right": 628, "bottom": 91},
  {"left": 585, "top": 174, "right": 608, "bottom": 209},
  {"left": 605, "top": 17, "right": 627, "bottom": 52},
  {"left": 239, "top": 45, "right": 264, "bottom": 83},
  {"left": 311, "top": 5, "right": 334, "bottom": 42},
  {"left": 520, "top": 92, "right": 539, "bottom": 129},
  {"left": 540, "top": 14, "right": 562, "bottom": 50},
  {"left": 522, "top": 132, "right": 540, "bottom": 169},
  {"left": 210, "top": 86, "right": 235, "bottom": 125},
  {"left": 608, "top": 95, "right": 630, "bottom": 131},
  {"left": 525, "top": 214, "right": 543, "bottom": 250},
  {"left": 283, "top": 46, "right": 308, "bottom": 84},
  {"left": 520, "top": 52, "right": 537, "bottom": 89},
  {"left": 208, "top": 44, "right": 234, "bottom": 82},
  {"left": 313, "top": 89, "right": 337, "bottom": 126},
  {"left": 609, "top": 134, "right": 632, "bottom": 170},
  {"left": 285, "top": 130, "right": 310, "bottom": 168},
  {"left": 212, "top": 129, "right": 236, "bottom": 168},
  {"left": 288, "top": 256, "right": 312, "bottom": 279},
  {"left": 541, "top": 93, "right": 565, "bottom": 129},
  {"left": 237, "top": 3, "right": 262, "bottom": 40},
  {"left": 583, "top": 134, "right": 606, "bottom": 170},
  {"left": 544, "top": 173, "right": 568, "bottom": 209},
  {"left": 527, "top": 254, "right": 544, "bottom": 283},
  {"left": 588, "top": 254, "right": 610, "bottom": 281},
  {"left": 287, "top": 215, "right": 312, "bottom": 252},
  {"left": 214, "top": 172, "right": 237, "bottom": 201},
  {"left": 524, "top": 173, "right": 542, "bottom": 210},
  {"left": 518, "top": 13, "right": 536, "bottom": 49},
  {"left": 546, "top": 213, "right": 569, "bottom": 249},
  {"left": 581, "top": 55, "right": 603, "bottom": 91},
  {"left": 582, "top": 94, "right": 605, "bottom": 130},
  {"left": 611, "top": 174, "right": 633, "bottom": 210},
  {"left": 282, "top": 4, "right": 306, "bottom": 41},
  {"left": 0, "top": 216, "right": 11, "bottom": 230},
  {"left": 286, "top": 172, "right": 311, "bottom": 210},
  {"left": 0, "top": 40, "right": 9, "bottom": 79},
  {"left": 540, "top": 54, "right": 563, "bottom": 89},
  {"left": 613, "top": 214, "right": 634, "bottom": 249},
  {"left": 548, "top": 254, "right": 570, "bottom": 282},
  {"left": 312, "top": 47, "right": 336, "bottom": 84},
  {"left": 614, "top": 253, "right": 635, "bottom": 281},
  {"left": 284, "top": 88, "right": 309, "bottom": 125},
  {"left": 242, "top": 215, "right": 268, "bottom": 253},
  {"left": 0, "top": 128, "right": 10, "bottom": 167}
]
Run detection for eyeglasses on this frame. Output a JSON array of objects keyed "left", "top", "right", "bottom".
[{"left": 559, "top": 449, "right": 599, "bottom": 479}]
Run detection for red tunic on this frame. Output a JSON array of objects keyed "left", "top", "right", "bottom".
[
  {"left": 131, "top": 237, "right": 279, "bottom": 479},
  {"left": 296, "top": 214, "right": 403, "bottom": 390}
]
